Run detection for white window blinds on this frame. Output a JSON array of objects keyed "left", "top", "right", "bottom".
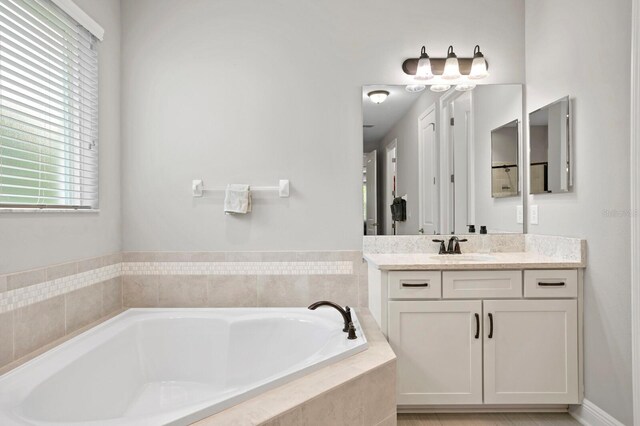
[{"left": 0, "top": 0, "right": 99, "bottom": 209}]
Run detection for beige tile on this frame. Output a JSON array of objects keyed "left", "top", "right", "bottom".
[
  {"left": 158, "top": 276, "right": 208, "bottom": 307},
  {"left": 77, "top": 256, "right": 104, "bottom": 273},
  {"left": 66, "top": 283, "right": 103, "bottom": 333},
  {"left": 257, "top": 276, "right": 310, "bottom": 307},
  {"left": 358, "top": 274, "right": 369, "bottom": 307},
  {"left": 46, "top": 262, "right": 78, "bottom": 280},
  {"left": 260, "top": 252, "right": 297, "bottom": 261},
  {"left": 7, "top": 268, "right": 46, "bottom": 290},
  {"left": 14, "top": 296, "right": 65, "bottom": 359},
  {"left": 262, "top": 408, "right": 304, "bottom": 426},
  {"left": 103, "top": 252, "right": 123, "bottom": 266},
  {"left": 308, "top": 275, "right": 358, "bottom": 307},
  {"left": 123, "top": 275, "right": 159, "bottom": 307},
  {"left": 364, "top": 362, "right": 396, "bottom": 425},
  {"left": 296, "top": 251, "right": 360, "bottom": 261},
  {"left": 0, "top": 275, "right": 7, "bottom": 293},
  {"left": 225, "top": 252, "right": 264, "bottom": 262},
  {"left": 190, "top": 252, "right": 226, "bottom": 262},
  {"left": 297, "top": 375, "right": 365, "bottom": 425},
  {"left": 208, "top": 275, "right": 258, "bottom": 307},
  {"left": 102, "top": 277, "right": 122, "bottom": 316},
  {"left": 0, "top": 311, "right": 14, "bottom": 368}
]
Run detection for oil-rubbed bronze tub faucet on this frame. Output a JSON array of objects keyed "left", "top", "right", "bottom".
[{"left": 308, "top": 300, "right": 357, "bottom": 340}]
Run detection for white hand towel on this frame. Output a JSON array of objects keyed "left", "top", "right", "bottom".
[{"left": 224, "top": 184, "right": 252, "bottom": 214}]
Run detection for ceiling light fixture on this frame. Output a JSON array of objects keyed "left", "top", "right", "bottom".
[
  {"left": 405, "top": 84, "right": 426, "bottom": 93},
  {"left": 430, "top": 84, "right": 451, "bottom": 93},
  {"left": 414, "top": 46, "right": 433, "bottom": 81},
  {"left": 468, "top": 45, "right": 489, "bottom": 79},
  {"left": 442, "top": 46, "right": 461, "bottom": 80},
  {"left": 368, "top": 90, "right": 390, "bottom": 104}
]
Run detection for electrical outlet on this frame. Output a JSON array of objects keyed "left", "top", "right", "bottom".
[
  {"left": 530, "top": 205, "right": 539, "bottom": 225},
  {"left": 516, "top": 205, "right": 524, "bottom": 224}
]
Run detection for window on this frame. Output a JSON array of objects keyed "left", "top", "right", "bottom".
[{"left": 0, "top": 0, "right": 99, "bottom": 210}]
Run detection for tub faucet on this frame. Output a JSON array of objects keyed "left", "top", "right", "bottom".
[{"left": 308, "top": 301, "right": 357, "bottom": 340}]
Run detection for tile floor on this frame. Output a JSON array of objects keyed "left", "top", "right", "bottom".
[{"left": 397, "top": 413, "right": 580, "bottom": 425}]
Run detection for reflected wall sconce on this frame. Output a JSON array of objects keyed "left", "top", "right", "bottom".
[
  {"left": 368, "top": 90, "right": 390, "bottom": 104},
  {"left": 403, "top": 45, "right": 489, "bottom": 91}
]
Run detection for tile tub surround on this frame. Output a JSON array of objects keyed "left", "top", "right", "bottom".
[
  {"left": 0, "top": 254, "right": 124, "bottom": 369},
  {"left": 193, "top": 309, "right": 396, "bottom": 426},
  {"left": 364, "top": 234, "right": 585, "bottom": 264},
  {"left": 121, "top": 251, "right": 369, "bottom": 309},
  {"left": 0, "top": 251, "right": 368, "bottom": 369}
]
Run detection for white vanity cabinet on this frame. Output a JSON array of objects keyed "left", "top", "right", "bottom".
[{"left": 368, "top": 267, "right": 583, "bottom": 410}]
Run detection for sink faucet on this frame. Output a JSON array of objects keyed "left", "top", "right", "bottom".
[
  {"left": 308, "top": 301, "right": 357, "bottom": 339},
  {"left": 433, "top": 236, "right": 468, "bottom": 254}
]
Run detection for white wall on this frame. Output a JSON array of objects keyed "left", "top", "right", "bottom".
[
  {"left": 0, "top": 0, "right": 121, "bottom": 274},
  {"left": 473, "top": 85, "right": 523, "bottom": 233},
  {"left": 120, "top": 0, "right": 525, "bottom": 251},
  {"left": 526, "top": 1, "right": 632, "bottom": 423}
]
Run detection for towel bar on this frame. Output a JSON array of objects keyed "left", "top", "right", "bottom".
[{"left": 192, "top": 179, "right": 290, "bottom": 198}]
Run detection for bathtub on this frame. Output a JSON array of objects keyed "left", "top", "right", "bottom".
[{"left": 0, "top": 308, "right": 368, "bottom": 425}]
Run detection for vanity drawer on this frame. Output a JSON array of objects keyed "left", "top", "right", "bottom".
[
  {"left": 443, "top": 271, "right": 522, "bottom": 299},
  {"left": 524, "top": 270, "right": 578, "bottom": 298},
  {"left": 388, "top": 271, "right": 442, "bottom": 299}
]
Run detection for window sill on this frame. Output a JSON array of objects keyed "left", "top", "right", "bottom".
[{"left": 0, "top": 208, "right": 100, "bottom": 214}]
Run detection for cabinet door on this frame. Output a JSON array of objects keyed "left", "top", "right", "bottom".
[
  {"left": 388, "top": 300, "right": 483, "bottom": 405},
  {"left": 483, "top": 299, "right": 579, "bottom": 404}
]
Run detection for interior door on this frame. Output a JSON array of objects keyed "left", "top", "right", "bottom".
[
  {"left": 483, "top": 299, "right": 579, "bottom": 404},
  {"left": 388, "top": 300, "right": 483, "bottom": 405},
  {"left": 418, "top": 108, "right": 438, "bottom": 234},
  {"left": 364, "top": 150, "right": 378, "bottom": 235}
]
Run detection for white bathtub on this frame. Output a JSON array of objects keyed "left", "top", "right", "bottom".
[{"left": 0, "top": 308, "right": 368, "bottom": 425}]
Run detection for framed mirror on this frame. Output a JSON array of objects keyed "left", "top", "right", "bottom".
[
  {"left": 529, "top": 96, "right": 572, "bottom": 194},
  {"left": 362, "top": 84, "right": 524, "bottom": 236},
  {"left": 491, "top": 119, "right": 520, "bottom": 198}
]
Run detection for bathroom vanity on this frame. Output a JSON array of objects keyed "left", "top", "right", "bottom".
[{"left": 364, "top": 238, "right": 585, "bottom": 412}]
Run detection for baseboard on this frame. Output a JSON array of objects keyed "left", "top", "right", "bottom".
[{"left": 569, "top": 399, "right": 625, "bottom": 426}]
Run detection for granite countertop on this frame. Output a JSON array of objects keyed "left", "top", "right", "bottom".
[{"left": 363, "top": 251, "right": 585, "bottom": 270}]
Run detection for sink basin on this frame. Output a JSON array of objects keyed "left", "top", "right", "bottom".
[{"left": 432, "top": 254, "right": 497, "bottom": 262}]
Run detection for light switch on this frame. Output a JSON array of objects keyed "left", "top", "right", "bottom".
[
  {"left": 530, "top": 205, "right": 539, "bottom": 225},
  {"left": 516, "top": 205, "right": 524, "bottom": 224}
]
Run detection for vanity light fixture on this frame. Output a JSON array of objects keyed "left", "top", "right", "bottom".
[
  {"left": 430, "top": 84, "right": 451, "bottom": 93},
  {"left": 468, "top": 45, "right": 489, "bottom": 79},
  {"left": 414, "top": 46, "right": 434, "bottom": 80},
  {"left": 455, "top": 83, "right": 476, "bottom": 92},
  {"left": 405, "top": 84, "right": 426, "bottom": 93},
  {"left": 442, "top": 46, "right": 461, "bottom": 80},
  {"left": 367, "top": 90, "right": 390, "bottom": 104},
  {"left": 401, "top": 45, "right": 489, "bottom": 80}
]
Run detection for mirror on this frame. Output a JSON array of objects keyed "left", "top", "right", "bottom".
[
  {"left": 491, "top": 119, "right": 520, "bottom": 198},
  {"left": 362, "top": 84, "right": 524, "bottom": 236},
  {"left": 529, "top": 96, "right": 572, "bottom": 194}
]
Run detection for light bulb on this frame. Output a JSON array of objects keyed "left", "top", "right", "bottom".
[
  {"left": 405, "top": 84, "right": 426, "bottom": 93},
  {"left": 414, "top": 46, "right": 433, "bottom": 80},
  {"left": 430, "top": 84, "right": 451, "bottom": 93},
  {"left": 368, "top": 90, "right": 389, "bottom": 104},
  {"left": 468, "top": 45, "right": 489, "bottom": 79},
  {"left": 455, "top": 83, "right": 476, "bottom": 91},
  {"left": 442, "top": 45, "right": 461, "bottom": 80}
]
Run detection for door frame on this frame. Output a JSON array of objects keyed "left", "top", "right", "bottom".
[
  {"left": 384, "top": 139, "right": 398, "bottom": 235},
  {"left": 363, "top": 150, "right": 378, "bottom": 235},
  {"left": 631, "top": 0, "right": 640, "bottom": 422},
  {"left": 439, "top": 89, "right": 474, "bottom": 234},
  {"left": 418, "top": 104, "right": 439, "bottom": 235}
]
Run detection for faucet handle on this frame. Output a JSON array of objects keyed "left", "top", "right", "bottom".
[
  {"left": 453, "top": 238, "right": 468, "bottom": 254},
  {"left": 432, "top": 239, "right": 446, "bottom": 254}
]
